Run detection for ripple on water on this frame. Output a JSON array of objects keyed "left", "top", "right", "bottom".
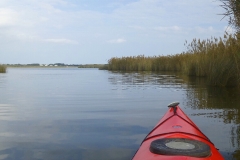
[{"left": 0, "top": 104, "right": 15, "bottom": 120}]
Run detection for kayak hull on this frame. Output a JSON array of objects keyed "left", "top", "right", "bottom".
[{"left": 132, "top": 104, "right": 224, "bottom": 160}]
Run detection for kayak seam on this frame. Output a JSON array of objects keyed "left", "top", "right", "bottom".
[
  {"left": 143, "top": 107, "right": 214, "bottom": 146},
  {"left": 143, "top": 131, "right": 213, "bottom": 145},
  {"left": 131, "top": 113, "right": 175, "bottom": 160},
  {"left": 176, "top": 114, "right": 214, "bottom": 145},
  {"left": 132, "top": 105, "right": 224, "bottom": 160},
  {"left": 142, "top": 114, "right": 175, "bottom": 144}
]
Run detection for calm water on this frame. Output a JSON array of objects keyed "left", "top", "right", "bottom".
[{"left": 0, "top": 68, "right": 239, "bottom": 160}]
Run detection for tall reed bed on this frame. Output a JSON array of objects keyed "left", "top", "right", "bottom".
[
  {"left": 0, "top": 65, "right": 6, "bottom": 73},
  {"left": 108, "top": 33, "right": 240, "bottom": 86}
]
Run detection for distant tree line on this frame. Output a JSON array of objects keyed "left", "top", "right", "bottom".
[{"left": 6, "top": 63, "right": 80, "bottom": 67}]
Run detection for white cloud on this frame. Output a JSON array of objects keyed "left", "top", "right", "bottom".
[
  {"left": 154, "top": 26, "right": 181, "bottom": 32},
  {"left": 15, "top": 32, "right": 38, "bottom": 41},
  {"left": 129, "top": 25, "right": 145, "bottom": 30},
  {"left": 0, "top": 0, "right": 230, "bottom": 64},
  {"left": 0, "top": 8, "right": 18, "bottom": 27},
  {"left": 44, "top": 38, "right": 78, "bottom": 44},
  {"left": 195, "top": 26, "right": 217, "bottom": 34},
  {"left": 107, "top": 38, "right": 126, "bottom": 44}
]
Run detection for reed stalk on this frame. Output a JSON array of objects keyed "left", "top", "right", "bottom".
[
  {"left": 107, "top": 33, "right": 240, "bottom": 87},
  {"left": 0, "top": 65, "right": 6, "bottom": 73}
]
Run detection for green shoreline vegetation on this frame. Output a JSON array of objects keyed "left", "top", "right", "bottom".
[
  {"left": 107, "top": 33, "right": 240, "bottom": 87},
  {"left": 5, "top": 63, "right": 107, "bottom": 69},
  {"left": 78, "top": 64, "right": 107, "bottom": 69},
  {"left": 0, "top": 65, "right": 6, "bottom": 73}
]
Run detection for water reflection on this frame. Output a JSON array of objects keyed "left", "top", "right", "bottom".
[
  {"left": 1, "top": 68, "right": 239, "bottom": 159},
  {"left": 108, "top": 71, "right": 186, "bottom": 90},
  {"left": 182, "top": 76, "right": 240, "bottom": 159},
  {"left": 0, "top": 118, "right": 142, "bottom": 160},
  {"left": 108, "top": 71, "right": 240, "bottom": 119},
  {"left": 108, "top": 71, "right": 240, "bottom": 159}
]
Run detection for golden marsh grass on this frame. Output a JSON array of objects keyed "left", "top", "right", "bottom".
[
  {"left": 0, "top": 65, "right": 6, "bottom": 73},
  {"left": 108, "top": 33, "right": 240, "bottom": 87}
]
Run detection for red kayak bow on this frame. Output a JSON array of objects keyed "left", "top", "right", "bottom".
[{"left": 132, "top": 102, "right": 224, "bottom": 160}]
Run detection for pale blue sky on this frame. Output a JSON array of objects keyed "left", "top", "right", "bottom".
[{"left": 0, "top": 0, "right": 230, "bottom": 64}]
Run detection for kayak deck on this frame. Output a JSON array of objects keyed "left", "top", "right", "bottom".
[{"left": 132, "top": 102, "right": 224, "bottom": 160}]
